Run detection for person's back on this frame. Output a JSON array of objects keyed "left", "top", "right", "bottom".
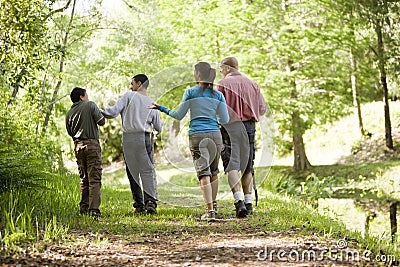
[
  {"left": 66, "top": 100, "right": 104, "bottom": 140},
  {"left": 101, "top": 74, "right": 162, "bottom": 215},
  {"left": 217, "top": 56, "right": 266, "bottom": 218},
  {"left": 120, "top": 91, "right": 161, "bottom": 133},
  {"left": 217, "top": 70, "right": 266, "bottom": 123},
  {"left": 65, "top": 87, "right": 105, "bottom": 218},
  {"left": 169, "top": 85, "right": 228, "bottom": 135}
]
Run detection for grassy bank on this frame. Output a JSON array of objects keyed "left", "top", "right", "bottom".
[{"left": 1, "top": 164, "right": 399, "bottom": 265}]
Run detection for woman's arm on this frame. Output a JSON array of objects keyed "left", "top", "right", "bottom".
[{"left": 149, "top": 90, "right": 190, "bottom": 121}]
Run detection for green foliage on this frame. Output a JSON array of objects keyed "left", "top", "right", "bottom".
[
  {"left": 299, "top": 174, "right": 335, "bottom": 204},
  {"left": 100, "top": 118, "right": 123, "bottom": 163},
  {"left": 264, "top": 162, "right": 400, "bottom": 204},
  {"left": 0, "top": 148, "right": 47, "bottom": 193},
  {"left": 2, "top": 200, "right": 35, "bottom": 247},
  {"left": 2, "top": 0, "right": 400, "bottom": 261},
  {"left": 0, "top": 107, "right": 60, "bottom": 192},
  {"left": 0, "top": 99, "right": 74, "bottom": 250},
  {"left": 0, "top": 0, "right": 49, "bottom": 95},
  {"left": 0, "top": 170, "right": 78, "bottom": 249}
]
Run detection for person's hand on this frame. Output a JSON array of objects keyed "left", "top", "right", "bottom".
[{"left": 148, "top": 103, "right": 160, "bottom": 109}]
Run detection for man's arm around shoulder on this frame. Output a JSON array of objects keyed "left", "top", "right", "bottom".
[{"left": 97, "top": 117, "right": 105, "bottom": 126}]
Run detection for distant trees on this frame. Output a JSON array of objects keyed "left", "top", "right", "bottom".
[{"left": 2, "top": 0, "right": 400, "bottom": 171}]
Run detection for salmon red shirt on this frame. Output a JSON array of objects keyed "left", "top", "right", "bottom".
[{"left": 217, "top": 71, "right": 266, "bottom": 124}]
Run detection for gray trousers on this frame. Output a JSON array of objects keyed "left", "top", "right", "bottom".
[{"left": 123, "top": 132, "right": 158, "bottom": 207}]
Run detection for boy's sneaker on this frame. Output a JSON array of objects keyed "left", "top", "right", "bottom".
[
  {"left": 145, "top": 201, "right": 157, "bottom": 214},
  {"left": 245, "top": 203, "right": 253, "bottom": 215},
  {"left": 134, "top": 206, "right": 147, "bottom": 214},
  {"left": 213, "top": 201, "right": 218, "bottom": 214},
  {"left": 201, "top": 210, "right": 216, "bottom": 222},
  {"left": 234, "top": 200, "right": 248, "bottom": 218}
]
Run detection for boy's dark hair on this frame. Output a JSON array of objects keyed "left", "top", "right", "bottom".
[
  {"left": 133, "top": 74, "right": 149, "bottom": 89},
  {"left": 70, "top": 87, "right": 86, "bottom": 103}
]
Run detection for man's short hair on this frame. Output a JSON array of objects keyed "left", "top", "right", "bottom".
[
  {"left": 70, "top": 87, "right": 86, "bottom": 103},
  {"left": 133, "top": 74, "right": 149, "bottom": 89}
]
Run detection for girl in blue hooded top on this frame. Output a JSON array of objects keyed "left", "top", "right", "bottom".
[{"left": 149, "top": 62, "right": 229, "bottom": 221}]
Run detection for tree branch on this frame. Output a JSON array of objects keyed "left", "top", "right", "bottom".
[
  {"left": 43, "top": 0, "right": 77, "bottom": 132},
  {"left": 122, "top": 0, "right": 138, "bottom": 12},
  {"left": 45, "top": 0, "right": 73, "bottom": 20},
  {"left": 369, "top": 45, "right": 379, "bottom": 58},
  {"left": 68, "top": 27, "right": 120, "bottom": 46}
]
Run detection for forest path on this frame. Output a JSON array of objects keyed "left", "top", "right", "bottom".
[{"left": 2, "top": 217, "right": 377, "bottom": 266}]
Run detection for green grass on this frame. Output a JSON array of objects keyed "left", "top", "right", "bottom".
[
  {"left": 70, "top": 168, "right": 400, "bottom": 260},
  {"left": 57, "top": 167, "right": 354, "bottom": 238},
  {"left": 71, "top": 167, "right": 400, "bottom": 255},
  {"left": 1, "top": 164, "right": 400, "bottom": 262}
]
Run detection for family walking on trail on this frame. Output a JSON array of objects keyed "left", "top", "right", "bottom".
[{"left": 65, "top": 56, "right": 266, "bottom": 222}]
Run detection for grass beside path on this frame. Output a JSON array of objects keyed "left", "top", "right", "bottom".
[{"left": 0, "top": 166, "right": 398, "bottom": 266}]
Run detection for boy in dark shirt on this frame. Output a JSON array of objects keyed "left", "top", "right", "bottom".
[{"left": 66, "top": 87, "right": 105, "bottom": 217}]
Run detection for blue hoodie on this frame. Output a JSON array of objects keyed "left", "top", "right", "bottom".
[{"left": 159, "top": 85, "right": 229, "bottom": 135}]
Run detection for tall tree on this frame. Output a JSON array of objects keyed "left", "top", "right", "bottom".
[
  {"left": 282, "top": 0, "right": 311, "bottom": 170},
  {"left": 373, "top": 0, "right": 393, "bottom": 149},
  {"left": 241, "top": 0, "right": 353, "bottom": 170},
  {"left": 326, "top": 0, "right": 370, "bottom": 137},
  {"left": 42, "top": 0, "right": 77, "bottom": 132},
  {"left": 354, "top": 0, "right": 400, "bottom": 149}
]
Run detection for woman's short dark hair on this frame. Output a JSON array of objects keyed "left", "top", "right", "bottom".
[
  {"left": 133, "top": 74, "right": 149, "bottom": 89},
  {"left": 70, "top": 87, "right": 86, "bottom": 103}
]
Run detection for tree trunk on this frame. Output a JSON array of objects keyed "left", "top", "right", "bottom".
[
  {"left": 7, "top": 70, "right": 25, "bottom": 106},
  {"left": 289, "top": 73, "right": 311, "bottom": 171},
  {"left": 350, "top": 49, "right": 365, "bottom": 137},
  {"left": 374, "top": 4, "right": 393, "bottom": 149},
  {"left": 390, "top": 201, "right": 398, "bottom": 243},
  {"left": 42, "top": 0, "right": 77, "bottom": 133},
  {"left": 281, "top": 0, "right": 311, "bottom": 171},
  {"left": 292, "top": 111, "right": 311, "bottom": 171}
]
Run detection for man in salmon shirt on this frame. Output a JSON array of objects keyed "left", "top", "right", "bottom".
[{"left": 217, "top": 56, "right": 266, "bottom": 218}]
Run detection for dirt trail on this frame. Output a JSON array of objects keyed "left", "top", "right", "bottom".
[{"left": 1, "top": 223, "right": 380, "bottom": 267}]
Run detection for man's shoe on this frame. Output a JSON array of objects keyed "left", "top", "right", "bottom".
[
  {"left": 201, "top": 210, "right": 216, "bottom": 222},
  {"left": 90, "top": 210, "right": 102, "bottom": 218},
  {"left": 145, "top": 201, "right": 157, "bottom": 214},
  {"left": 234, "top": 200, "right": 247, "bottom": 218},
  {"left": 134, "top": 206, "right": 147, "bottom": 214},
  {"left": 245, "top": 203, "right": 253, "bottom": 215},
  {"left": 213, "top": 201, "right": 218, "bottom": 214}
]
